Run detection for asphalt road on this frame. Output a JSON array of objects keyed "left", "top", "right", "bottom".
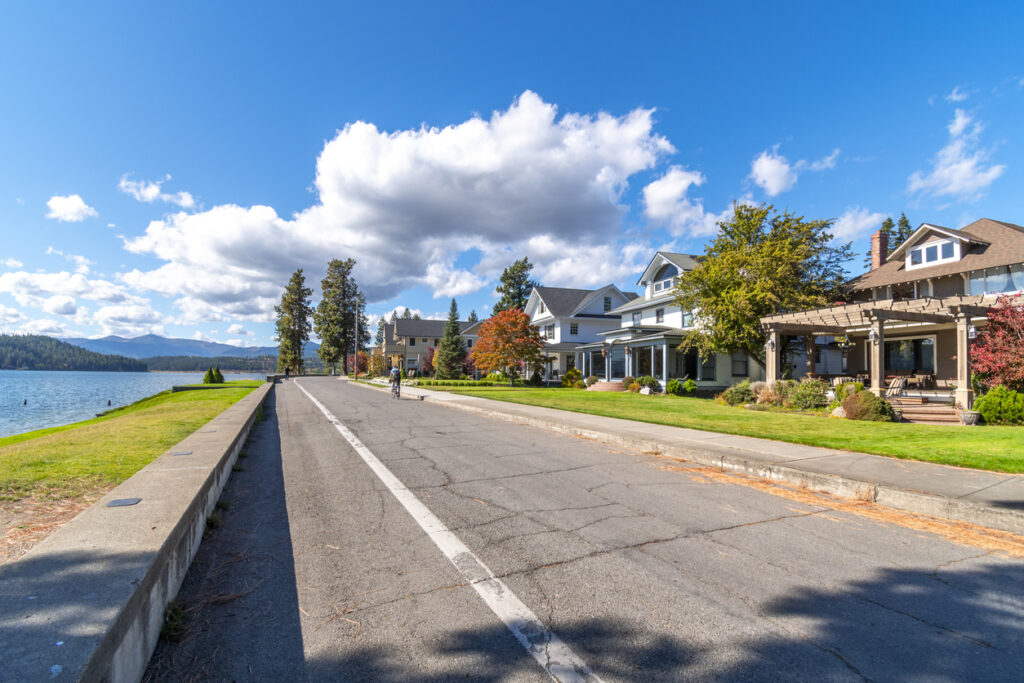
[{"left": 146, "top": 378, "right": 1024, "bottom": 681}]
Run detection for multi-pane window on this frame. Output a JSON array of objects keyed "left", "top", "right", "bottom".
[
  {"left": 655, "top": 308, "right": 664, "bottom": 323},
  {"left": 570, "top": 323, "right": 579, "bottom": 335},
  {"left": 409, "top": 337, "right": 416, "bottom": 346},
  {"left": 970, "top": 265, "right": 1024, "bottom": 295},
  {"left": 632, "top": 312, "right": 642, "bottom": 326},
  {"left": 682, "top": 311, "right": 694, "bottom": 327},
  {"left": 544, "top": 324, "right": 555, "bottom": 339},
  {"left": 701, "top": 354, "right": 716, "bottom": 379},
  {"left": 908, "top": 240, "right": 958, "bottom": 269},
  {"left": 731, "top": 351, "right": 748, "bottom": 377},
  {"left": 604, "top": 296, "right": 612, "bottom": 311}
]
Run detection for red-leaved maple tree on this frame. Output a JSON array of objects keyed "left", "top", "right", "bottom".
[
  {"left": 970, "top": 294, "right": 1024, "bottom": 392},
  {"left": 470, "top": 309, "right": 544, "bottom": 382}
]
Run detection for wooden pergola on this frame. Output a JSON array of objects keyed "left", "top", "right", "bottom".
[{"left": 761, "top": 295, "right": 991, "bottom": 407}]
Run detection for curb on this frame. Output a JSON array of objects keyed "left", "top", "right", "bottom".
[
  {"left": 348, "top": 381, "right": 1024, "bottom": 536},
  {"left": 0, "top": 382, "right": 273, "bottom": 683}
]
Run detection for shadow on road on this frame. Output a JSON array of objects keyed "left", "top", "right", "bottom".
[{"left": 144, "top": 397, "right": 307, "bottom": 681}]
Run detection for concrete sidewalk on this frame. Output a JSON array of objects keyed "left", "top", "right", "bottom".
[{"left": 353, "top": 379, "right": 1024, "bottom": 536}]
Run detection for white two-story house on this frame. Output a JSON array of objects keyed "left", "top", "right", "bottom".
[
  {"left": 575, "top": 252, "right": 763, "bottom": 388},
  {"left": 525, "top": 284, "right": 638, "bottom": 380}
]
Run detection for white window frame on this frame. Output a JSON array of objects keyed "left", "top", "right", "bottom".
[
  {"left": 603, "top": 296, "right": 612, "bottom": 312},
  {"left": 652, "top": 277, "right": 679, "bottom": 293},
  {"left": 569, "top": 322, "right": 579, "bottom": 335},
  {"left": 655, "top": 308, "right": 664, "bottom": 323},
  {"left": 906, "top": 239, "right": 960, "bottom": 271}
]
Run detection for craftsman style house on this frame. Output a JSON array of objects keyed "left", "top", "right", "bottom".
[
  {"left": 572, "top": 252, "right": 763, "bottom": 388},
  {"left": 761, "top": 218, "right": 1024, "bottom": 408},
  {"left": 524, "top": 284, "right": 637, "bottom": 380},
  {"left": 375, "top": 319, "right": 478, "bottom": 374}
]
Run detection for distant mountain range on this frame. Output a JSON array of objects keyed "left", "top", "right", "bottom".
[{"left": 60, "top": 334, "right": 319, "bottom": 359}]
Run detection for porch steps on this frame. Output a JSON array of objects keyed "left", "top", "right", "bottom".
[
  {"left": 891, "top": 397, "right": 960, "bottom": 425},
  {"left": 588, "top": 381, "right": 625, "bottom": 392}
]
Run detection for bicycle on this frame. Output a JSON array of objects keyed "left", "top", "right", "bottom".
[{"left": 391, "top": 381, "right": 401, "bottom": 399}]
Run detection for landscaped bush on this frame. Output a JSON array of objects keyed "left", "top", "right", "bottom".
[
  {"left": 621, "top": 376, "right": 635, "bottom": 389},
  {"left": 835, "top": 381, "right": 864, "bottom": 404},
  {"left": 776, "top": 380, "right": 798, "bottom": 407},
  {"left": 529, "top": 369, "right": 544, "bottom": 387},
  {"left": 585, "top": 375, "right": 599, "bottom": 387},
  {"left": 573, "top": 379, "right": 586, "bottom": 389},
  {"left": 682, "top": 379, "right": 697, "bottom": 395},
  {"left": 749, "top": 381, "right": 767, "bottom": 397},
  {"left": 720, "top": 380, "right": 756, "bottom": 406},
  {"left": 790, "top": 378, "right": 829, "bottom": 409},
  {"left": 627, "top": 381, "right": 641, "bottom": 393},
  {"left": 562, "top": 367, "right": 583, "bottom": 387},
  {"left": 636, "top": 375, "right": 661, "bottom": 392},
  {"left": 666, "top": 378, "right": 682, "bottom": 396},
  {"left": 842, "top": 390, "right": 895, "bottom": 421},
  {"left": 755, "top": 383, "right": 781, "bottom": 405},
  {"left": 972, "top": 385, "right": 1024, "bottom": 425}
]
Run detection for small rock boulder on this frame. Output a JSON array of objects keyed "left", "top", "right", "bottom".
[
  {"left": 640, "top": 387, "right": 652, "bottom": 395},
  {"left": 831, "top": 406, "right": 847, "bottom": 419}
]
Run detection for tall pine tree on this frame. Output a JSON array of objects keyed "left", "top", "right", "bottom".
[
  {"left": 434, "top": 299, "right": 467, "bottom": 379},
  {"left": 275, "top": 268, "right": 313, "bottom": 374},
  {"left": 492, "top": 257, "right": 539, "bottom": 314},
  {"left": 313, "top": 258, "right": 369, "bottom": 374},
  {"left": 894, "top": 212, "right": 914, "bottom": 246},
  {"left": 864, "top": 216, "right": 895, "bottom": 269},
  {"left": 467, "top": 310, "right": 479, "bottom": 323}
]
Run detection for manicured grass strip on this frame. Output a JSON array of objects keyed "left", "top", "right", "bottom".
[
  {"left": 432, "top": 387, "right": 1024, "bottom": 474},
  {"left": 0, "top": 384, "right": 260, "bottom": 500}
]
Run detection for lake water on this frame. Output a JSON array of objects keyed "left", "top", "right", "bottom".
[{"left": 0, "top": 370, "right": 265, "bottom": 438}]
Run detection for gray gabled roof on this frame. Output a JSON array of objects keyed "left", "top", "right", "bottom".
[
  {"left": 533, "top": 287, "right": 596, "bottom": 317},
  {"left": 393, "top": 319, "right": 473, "bottom": 338}
]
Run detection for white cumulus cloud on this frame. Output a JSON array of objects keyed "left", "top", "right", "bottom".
[
  {"left": 3, "top": 258, "right": 22, "bottom": 268},
  {"left": 907, "top": 109, "right": 1005, "bottom": 200},
  {"left": 0, "top": 304, "right": 26, "bottom": 327},
  {"left": 42, "top": 295, "right": 78, "bottom": 316},
  {"left": 945, "top": 86, "right": 969, "bottom": 102},
  {"left": 749, "top": 146, "right": 840, "bottom": 196},
  {"left": 46, "top": 194, "right": 98, "bottom": 222},
  {"left": 92, "top": 304, "right": 166, "bottom": 336},
  {"left": 118, "top": 174, "right": 195, "bottom": 208},
  {"left": 227, "top": 323, "right": 252, "bottom": 336},
  {"left": 832, "top": 207, "right": 888, "bottom": 241},
  {"left": 122, "top": 91, "right": 676, "bottom": 319},
  {"left": 642, "top": 166, "right": 734, "bottom": 237}
]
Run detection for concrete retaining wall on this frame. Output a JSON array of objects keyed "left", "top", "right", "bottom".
[{"left": 0, "top": 382, "right": 273, "bottom": 682}]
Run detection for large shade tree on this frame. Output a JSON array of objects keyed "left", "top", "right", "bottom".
[
  {"left": 434, "top": 299, "right": 467, "bottom": 379},
  {"left": 492, "top": 257, "right": 540, "bottom": 315},
  {"left": 471, "top": 309, "right": 544, "bottom": 383},
  {"left": 674, "top": 203, "right": 852, "bottom": 369},
  {"left": 275, "top": 268, "right": 313, "bottom": 374}
]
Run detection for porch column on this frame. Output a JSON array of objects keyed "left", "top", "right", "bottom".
[
  {"left": 869, "top": 319, "right": 884, "bottom": 397},
  {"left": 805, "top": 335, "right": 816, "bottom": 376},
  {"left": 765, "top": 329, "right": 781, "bottom": 385},
  {"left": 650, "top": 346, "right": 655, "bottom": 378},
  {"left": 662, "top": 343, "right": 668, "bottom": 384},
  {"left": 955, "top": 314, "right": 974, "bottom": 409}
]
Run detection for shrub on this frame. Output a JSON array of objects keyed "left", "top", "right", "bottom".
[
  {"left": 203, "top": 367, "right": 214, "bottom": 384},
  {"left": 842, "top": 390, "right": 895, "bottom": 421},
  {"left": 213, "top": 366, "right": 224, "bottom": 383},
  {"left": 755, "top": 383, "right": 781, "bottom": 405},
  {"left": 720, "top": 380, "right": 756, "bottom": 406},
  {"left": 835, "top": 381, "right": 864, "bottom": 404},
  {"left": 529, "top": 369, "right": 544, "bottom": 387},
  {"left": 775, "top": 379, "right": 798, "bottom": 407},
  {"left": 972, "top": 385, "right": 1024, "bottom": 425},
  {"left": 562, "top": 367, "right": 583, "bottom": 387},
  {"left": 682, "top": 379, "right": 697, "bottom": 395},
  {"left": 585, "top": 375, "right": 599, "bottom": 387},
  {"left": 790, "top": 378, "right": 829, "bottom": 409},
  {"left": 666, "top": 378, "right": 682, "bottom": 396},
  {"left": 621, "top": 376, "right": 635, "bottom": 389},
  {"left": 573, "top": 379, "right": 586, "bottom": 389},
  {"left": 627, "top": 381, "right": 641, "bottom": 393},
  {"left": 636, "top": 375, "right": 661, "bottom": 392},
  {"left": 749, "top": 381, "right": 767, "bottom": 397}
]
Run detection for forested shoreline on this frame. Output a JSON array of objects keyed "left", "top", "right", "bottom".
[{"left": 0, "top": 334, "right": 148, "bottom": 371}]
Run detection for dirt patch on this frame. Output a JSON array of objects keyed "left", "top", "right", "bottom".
[
  {"left": 657, "top": 463, "right": 1024, "bottom": 559},
  {"left": 1, "top": 489, "right": 108, "bottom": 563}
]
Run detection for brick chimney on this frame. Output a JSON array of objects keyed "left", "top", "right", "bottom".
[{"left": 871, "top": 229, "right": 888, "bottom": 270}]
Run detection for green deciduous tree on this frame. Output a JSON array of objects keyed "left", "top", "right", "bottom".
[
  {"left": 674, "top": 203, "right": 852, "bottom": 370},
  {"left": 275, "top": 268, "right": 313, "bottom": 374},
  {"left": 434, "top": 299, "right": 467, "bottom": 379},
  {"left": 492, "top": 257, "right": 539, "bottom": 315}
]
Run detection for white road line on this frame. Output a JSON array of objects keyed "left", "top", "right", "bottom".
[{"left": 294, "top": 380, "right": 601, "bottom": 683}]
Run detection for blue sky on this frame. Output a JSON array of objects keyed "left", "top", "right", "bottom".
[{"left": 2, "top": 2, "right": 1021, "bottom": 346}]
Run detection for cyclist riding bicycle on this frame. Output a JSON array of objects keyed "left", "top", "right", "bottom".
[{"left": 389, "top": 366, "right": 401, "bottom": 398}]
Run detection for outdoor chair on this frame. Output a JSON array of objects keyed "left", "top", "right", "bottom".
[{"left": 885, "top": 376, "right": 906, "bottom": 400}]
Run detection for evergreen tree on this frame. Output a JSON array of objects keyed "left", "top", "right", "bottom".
[
  {"left": 434, "top": 299, "right": 467, "bottom": 379},
  {"left": 313, "top": 258, "right": 369, "bottom": 374},
  {"left": 467, "top": 310, "right": 478, "bottom": 323},
  {"left": 275, "top": 268, "right": 313, "bottom": 375},
  {"left": 400, "top": 307, "right": 413, "bottom": 319},
  {"left": 213, "top": 365, "right": 224, "bottom": 383},
  {"left": 203, "top": 366, "right": 214, "bottom": 383},
  {"left": 894, "top": 212, "right": 914, "bottom": 246},
  {"left": 375, "top": 317, "right": 386, "bottom": 345},
  {"left": 492, "top": 257, "right": 539, "bottom": 314}
]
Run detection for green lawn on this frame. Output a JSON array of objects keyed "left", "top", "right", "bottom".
[
  {"left": 428, "top": 386, "right": 1024, "bottom": 473},
  {"left": 0, "top": 380, "right": 262, "bottom": 501}
]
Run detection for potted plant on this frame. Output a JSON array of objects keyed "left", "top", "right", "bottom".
[{"left": 956, "top": 402, "right": 981, "bottom": 426}]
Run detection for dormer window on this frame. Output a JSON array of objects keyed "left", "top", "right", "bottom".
[
  {"left": 651, "top": 263, "right": 679, "bottom": 293},
  {"left": 538, "top": 301, "right": 545, "bottom": 314},
  {"left": 907, "top": 239, "right": 959, "bottom": 270}
]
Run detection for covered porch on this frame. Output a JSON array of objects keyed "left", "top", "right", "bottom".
[
  {"left": 760, "top": 295, "right": 991, "bottom": 408},
  {"left": 575, "top": 330, "right": 716, "bottom": 384}
]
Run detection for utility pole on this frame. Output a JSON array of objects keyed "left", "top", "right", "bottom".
[{"left": 353, "top": 298, "right": 359, "bottom": 377}]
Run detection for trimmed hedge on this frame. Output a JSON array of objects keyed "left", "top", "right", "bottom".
[
  {"left": 842, "top": 390, "right": 895, "bottom": 421},
  {"left": 973, "top": 385, "right": 1024, "bottom": 425}
]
